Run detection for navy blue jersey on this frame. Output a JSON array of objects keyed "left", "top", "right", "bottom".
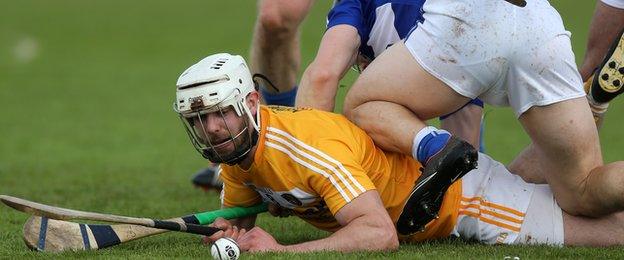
[{"left": 327, "top": 0, "right": 425, "bottom": 61}]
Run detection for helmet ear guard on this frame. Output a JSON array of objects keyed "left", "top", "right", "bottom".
[{"left": 173, "top": 53, "right": 261, "bottom": 164}]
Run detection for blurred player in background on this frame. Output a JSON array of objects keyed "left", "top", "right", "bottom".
[
  {"left": 296, "top": 0, "right": 486, "bottom": 151},
  {"left": 175, "top": 53, "right": 624, "bottom": 252},
  {"left": 191, "top": 0, "right": 315, "bottom": 191}
]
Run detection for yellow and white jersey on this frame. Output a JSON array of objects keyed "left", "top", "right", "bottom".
[{"left": 220, "top": 105, "right": 461, "bottom": 239}]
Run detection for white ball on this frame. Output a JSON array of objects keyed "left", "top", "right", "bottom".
[{"left": 211, "top": 237, "right": 240, "bottom": 260}]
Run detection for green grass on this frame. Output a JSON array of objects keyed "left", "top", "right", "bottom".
[{"left": 1, "top": 0, "right": 623, "bottom": 258}]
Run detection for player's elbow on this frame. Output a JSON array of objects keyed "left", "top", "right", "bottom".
[
  {"left": 366, "top": 216, "right": 399, "bottom": 251},
  {"left": 379, "top": 223, "right": 400, "bottom": 251},
  {"left": 306, "top": 65, "right": 340, "bottom": 94}
]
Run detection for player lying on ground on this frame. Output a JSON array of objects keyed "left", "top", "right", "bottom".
[
  {"left": 296, "top": 0, "right": 485, "bottom": 150},
  {"left": 173, "top": 53, "right": 624, "bottom": 252}
]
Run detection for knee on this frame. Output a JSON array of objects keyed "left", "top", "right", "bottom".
[{"left": 257, "top": 1, "right": 306, "bottom": 37}]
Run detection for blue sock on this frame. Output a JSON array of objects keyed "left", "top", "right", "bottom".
[
  {"left": 412, "top": 126, "right": 451, "bottom": 165},
  {"left": 261, "top": 86, "right": 298, "bottom": 106}
]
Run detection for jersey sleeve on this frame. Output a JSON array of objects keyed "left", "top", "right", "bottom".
[
  {"left": 220, "top": 167, "right": 262, "bottom": 208},
  {"left": 327, "top": 0, "right": 364, "bottom": 35},
  {"left": 303, "top": 140, "right": 377, "bottom": 216}
]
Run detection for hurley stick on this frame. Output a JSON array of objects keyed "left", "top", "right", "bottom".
[
  {"left": 1, "top": 195, "right": 222, "bottom": 236},
  {"left": 21, "top": 203, "right": 268, "bottom": 252}
]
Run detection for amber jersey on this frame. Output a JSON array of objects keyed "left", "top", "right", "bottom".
[{"left": 220, "top": 105, "right": 461, "bottom": 240}]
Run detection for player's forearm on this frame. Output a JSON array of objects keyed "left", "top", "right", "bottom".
[
  {"left": 282, "top": 214, "right": 399, "bottom": 252},
  {"left": 295, "top": 24, "right": 359, "bottom": 111},
  {"left": 297, "top": 66, "right": 342, "bottom": 111}
]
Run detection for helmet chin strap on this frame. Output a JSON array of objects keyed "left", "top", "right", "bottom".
[{"left": 241, "top": 97, "right": 260, "bottom": 132}]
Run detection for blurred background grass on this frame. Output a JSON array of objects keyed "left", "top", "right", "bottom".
[{"left": 0, "top": 0, "right": 622, "bottom": 258}]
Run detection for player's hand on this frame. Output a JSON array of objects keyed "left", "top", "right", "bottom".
[
  {"left": 236, "top": 226, "right": 285, "bottom": 252},
  {"left": 202, "top": 217, "right": 244, "bottom": 244}
]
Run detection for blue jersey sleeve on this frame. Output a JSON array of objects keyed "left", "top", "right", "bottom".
[{"left": 327, "top": 0, "right": 364, "bottom": 36}]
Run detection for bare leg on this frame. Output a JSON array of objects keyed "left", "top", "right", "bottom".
[
  {"left": 508, "top": 144, "right": 547, "bottom": 184},
  {"left": 516, "top": 97, "right": 624, "bottom": 216},
  {"left": 564, "top": 211, "right": 624, "bottom": 246},
  {"left": 440, "top": 105, "right": 483, "bottom": 149},
  {"left": 250, "top": 0, "right": 314, "bottom": 102},
  {"left": 343, "top": 42, "right": 471, "bottom": 155}
]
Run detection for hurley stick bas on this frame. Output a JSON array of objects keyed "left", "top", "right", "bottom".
[{"left": 22, "top": 204, "right": 269, "bottom": 252}]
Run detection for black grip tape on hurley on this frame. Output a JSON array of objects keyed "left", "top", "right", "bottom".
[{"left": 153, "top": 220, "right": 221, "bottom": 236}]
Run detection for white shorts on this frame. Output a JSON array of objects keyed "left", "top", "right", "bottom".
[
  {"left": 405, "top": 0, "right": 585, "bottom": 117},
  {"left": 602, "top": 0, "right": 624, "bottom": 9},
  {"left": 451, "top": 154, "right": 564, "bottom": 245}
]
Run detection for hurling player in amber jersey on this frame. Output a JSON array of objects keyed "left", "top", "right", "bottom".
[{"left": 174, "top": 53, "right": 624, "bottom": 253}]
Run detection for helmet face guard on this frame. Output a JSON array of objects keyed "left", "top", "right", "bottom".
[
  {"left": 175, "top": 97, "right": 257, "bottom": 165},
  {"left": 174, "top": 53, "right": 260, "bottom": 165}
]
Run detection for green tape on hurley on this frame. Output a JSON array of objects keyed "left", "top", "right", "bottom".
[{"left": 195, "top": 203, "right": 269, "bottom": 225}]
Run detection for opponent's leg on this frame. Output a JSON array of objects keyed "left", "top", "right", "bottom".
[
  {"left": 440, "top": 103, "right": 483, "bottom": 150},
  {"left": 344, "top": 42, "right": 472, "bottom": 155},
  {"left": 510, "top": 30, "right": 624, "bottom": 184},
  {"left": 344, "top": 42, "right": 478, "bottom": 235},
  {"left": 517, "top": 98, "right": 624, "bottom": 216},
  {"left": 507, "top": 144, "right": 547, "bottom": 184},
  {"left": 250, "top": 0, "right": 314, "bottom": 106}
]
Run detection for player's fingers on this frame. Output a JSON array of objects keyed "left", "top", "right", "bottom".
[
  {"left": 236, "top": 228, "right": 247, "bottom": 240},
  {"left": 230, "top": 226, "right": 239, "bottom": 239},
  {"left": 206, "top": 230, "right": 224, "bottom": 242},
  {"left": 237, "top": 233, "right": 252, "bottom": 252},
  {"left": 211, "top": 218, "right": 231, "bottom": 229}
]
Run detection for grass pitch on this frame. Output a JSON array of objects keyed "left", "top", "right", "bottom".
[{"left": 1, "top": 0, "right": 623, "bottom": 258}]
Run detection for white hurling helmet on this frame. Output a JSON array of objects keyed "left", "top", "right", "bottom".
[{"left": 173, "top": 53, "right": 260, "bottom": 164}]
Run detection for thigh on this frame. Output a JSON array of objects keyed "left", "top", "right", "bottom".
[
  {"left": 507, "top": 143, "right": 548, "bottom": 184},
  {"left": 343, "top": 41, "right": 470, "bottom": 121},
  {"left": 518, "top": 97, "right": 602, "bottom": 203}
]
